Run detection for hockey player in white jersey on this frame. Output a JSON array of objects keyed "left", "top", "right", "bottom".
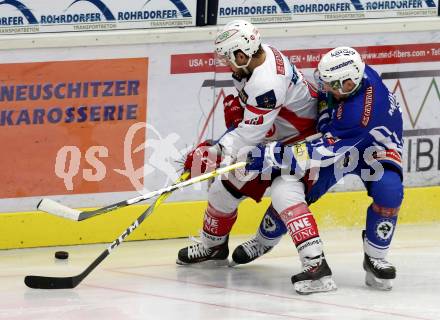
[{"left": 177, "top": 20, "right": 337, "bottom": 294}]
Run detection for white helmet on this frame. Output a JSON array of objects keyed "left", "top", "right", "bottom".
[
  {"left": 316, "top": 46, "right": 365, "bottom": 95},
  {"left": 215, "top": 20, "right": 261, "bottom": 69}
]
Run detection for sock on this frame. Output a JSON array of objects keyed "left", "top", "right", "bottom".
[
  {"left": 364, "top": 204, "right": 398, "bottom": 259},
  {"left": 202, "top": 203, "right": 237, "bottom": 248},
  {"left": 279, "top": 203, "right": 323, "bottom": 261},
  {"left": 257, "top": 204, "right": 287, "bottom": 247}
]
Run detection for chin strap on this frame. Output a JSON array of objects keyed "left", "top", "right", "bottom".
[
  {"left": 232, "top": 55, "right": 252, "bottom": 72},
  {"left": 339, "top": 78, "right": 364, "bottom": 96}
]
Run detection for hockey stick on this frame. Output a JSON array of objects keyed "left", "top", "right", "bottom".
[
  {"left": 24, "top": 162, "right": 245, "bottom": 289},
  {"left": 37, "top": 173, "right": 188, "bottom": 222},
  {"left": 37, "top": 127, "right": 233, "bottom": 222},
  {"left": 24, "top": 178, "right": 183, "bottom": 290},
  {"left": 37, "top": 161, "right": 244, "bottom": 221}
]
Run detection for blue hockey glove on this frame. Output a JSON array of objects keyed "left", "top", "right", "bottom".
[{"left": 246, "top": 142, "right": 285, "bottom": 173}]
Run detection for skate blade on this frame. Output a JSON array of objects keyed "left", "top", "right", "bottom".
[
  {"left": 228, "top": 260, "right": 239, "bottom": 267},
  {"left": 365, "top": 272, "right": 393, "bottom": 290},
  {"left": 293, "top": 276, "right": 337, "bottom": 295},
  {"left": 176, "top": 258, "right": 229, "bottom": 268}
]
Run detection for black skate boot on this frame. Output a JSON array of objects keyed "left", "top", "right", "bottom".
[
  {"left": 231, "top": 236, "right": 274, "bottom": 266},
  {"left": 362, "top": 230, "right": 396, "bottom": 290},
  {"left": 291, "top": 254, "right": 337, "bottom": 295},
  {"left": 176, "top": 234, "right": 229, "bottom": 266},
  {"left": 363, "top": 253, "right": 396, "bottom": 290}
]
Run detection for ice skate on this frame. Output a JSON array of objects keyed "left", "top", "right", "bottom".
[
  {"left": 230, "top": 236, "right": 273, "bottom": 266},
  {"left": 363, "top": 253, "right": 396, "bottom": 290},
  {"left": 176, "top": 234, "right": 229, "bottom": 267},
  {"left": 291, "top": 255, "right": 337, "bottom": 295}
]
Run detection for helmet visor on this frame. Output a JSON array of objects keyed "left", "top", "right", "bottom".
[
  {"left": 313, "top": 69, "right": 348, "bottom": 94},
  {"left": 214, "top": 51, "right": 231, "bottom": 67}
]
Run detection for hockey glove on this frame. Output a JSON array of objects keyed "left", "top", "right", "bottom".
[
  {"left": 184, "top": 140, "right": 222, "bottom": 178},
  {"left": 224, "top": 94, "right": 244, "bottom": 129},
  {"left": 245, "top": 142, "right": 285, "bottom": 173}
]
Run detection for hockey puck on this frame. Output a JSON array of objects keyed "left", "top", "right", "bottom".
[{"left": 55, "top": 251, "right": 69, "bottom": 260}]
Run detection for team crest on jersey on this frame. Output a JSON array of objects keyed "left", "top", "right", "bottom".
[
  {"left": 238, "top": 89, "right": 248, "bottom": 104},
  {"left": 256, "top": 89, "right": 277, "bottom": 109}
]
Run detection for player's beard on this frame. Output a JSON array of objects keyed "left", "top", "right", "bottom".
[
  {"left": 332, "top": 92, "right": 350, "bottom": 101},
  {"left": 234, "top": 68, "right": 250, "bottom": 79}
]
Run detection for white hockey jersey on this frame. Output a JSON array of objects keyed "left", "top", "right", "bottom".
[{"left": 219, "top": 44, "right": 317, "bottom": 156}]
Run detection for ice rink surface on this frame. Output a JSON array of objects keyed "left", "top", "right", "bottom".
[{"left": 0, "top": 223, "right": 439, "bottom": 320}]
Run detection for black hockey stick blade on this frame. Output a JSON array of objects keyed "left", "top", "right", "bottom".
[
  {"left": 24, "top": 249, "right": 109, "bottom": 289},
  {"left": 24, "top": 275, "right": 78, "bottom": 289},
  {"left": 25, "top": 172, "right": 192, "bottom": 289}
]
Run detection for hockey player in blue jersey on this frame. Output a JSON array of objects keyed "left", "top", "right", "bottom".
[{"left": 236, "top": 47, "right": 404, "bottom": 291}]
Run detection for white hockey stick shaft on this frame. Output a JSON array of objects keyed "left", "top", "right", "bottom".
[{"left": 38, "top": 161, "right": 246, "bottom": 221}]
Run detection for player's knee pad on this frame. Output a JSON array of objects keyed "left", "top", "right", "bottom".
[
  {"left": 208, "top": 179, "right": 242, "bottom": 213},
  {"left": 271, "top": 176, "right": 306, "bottom": 214},
  {"left": 369, "top": 169, "right": 403, "bottom": 209},
  {"left": 257, "top": 204, "right": 287, "bottom": 247}
]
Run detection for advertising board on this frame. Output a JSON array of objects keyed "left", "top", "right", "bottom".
[{"left": 0, "top": 0, "right": 196, "bottom": 34}]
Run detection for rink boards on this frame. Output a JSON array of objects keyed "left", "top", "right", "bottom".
[
  {"left": 1, "top": 185, "right": 438, "bottom": 249},
  {"left": 1, "top": 19, "right": 440, "bottom": 249}
]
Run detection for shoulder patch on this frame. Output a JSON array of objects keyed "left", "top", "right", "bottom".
[
  {"left": 269, "top": 46, "right": 285, "bottom": 75},
  {"left": 255, "top": 89, "right": 277, "bottom": 109}
]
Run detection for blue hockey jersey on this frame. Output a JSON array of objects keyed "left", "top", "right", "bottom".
[{"left": 279, "top": 64, "right": 403, "bottom": 179}]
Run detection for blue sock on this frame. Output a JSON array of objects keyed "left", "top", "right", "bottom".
[
  {"left": 258, "top": 205, "right": 287, "bottom": 243},
  {"left": 365, "top": 205, "right": 398, "bottom": 257},
  {"left": 364, "top": 169, "right": 402, "bottom": 258}
]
